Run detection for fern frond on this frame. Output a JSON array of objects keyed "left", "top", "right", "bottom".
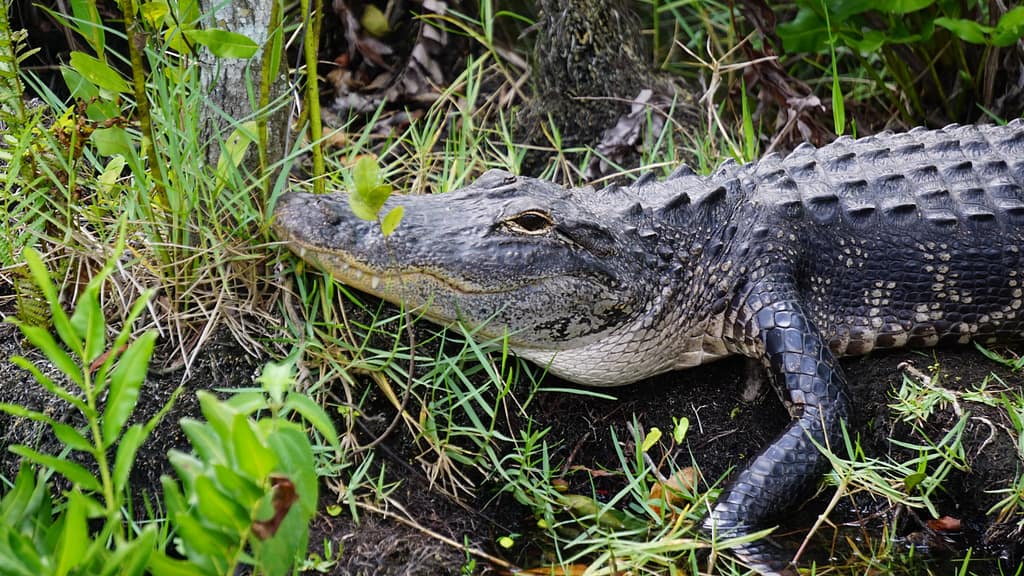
[{"left": 0, "top": 2, "right": 27, "bottom": 124}]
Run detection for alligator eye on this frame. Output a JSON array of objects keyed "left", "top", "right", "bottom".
[{"left": 505, "top": 210, "right": 554, "bottom": 235}]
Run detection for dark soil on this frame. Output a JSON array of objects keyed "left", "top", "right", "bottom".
[{"left": 1, "top": 289, "right": 1022, "bottom": 574}]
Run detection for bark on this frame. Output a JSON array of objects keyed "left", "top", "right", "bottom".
[
  {"left": 197, "top": 0, "right": 289, "bottom": 170},
  {"left": 518, "top": 0, "right": 699, "bottom": 172}
]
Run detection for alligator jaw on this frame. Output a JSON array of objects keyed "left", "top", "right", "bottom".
[{"left": 272, "top": 184, "right": 658, "bottom": 366}]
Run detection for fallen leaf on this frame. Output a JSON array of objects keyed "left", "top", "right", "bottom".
[
  {"left": 927, "top": 515, "right": 962, "bottom": 532},
  {"left": 252, "top": 474, "right": 299, "bottom": 540},
  {"left": 649, "top": 467, "right": 698, "bottom": 516}
]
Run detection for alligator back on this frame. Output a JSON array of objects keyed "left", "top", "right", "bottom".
[{"left": 736, "top": 120, "right": 1024, "bottom": 357}]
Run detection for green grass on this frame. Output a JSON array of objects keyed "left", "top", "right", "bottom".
[{"left": 1, "top": 1, "right": 1023, "bottom": 574}]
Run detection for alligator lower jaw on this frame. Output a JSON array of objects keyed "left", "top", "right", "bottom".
[{"left": 289, "top": 243, "right": 394, "bottom": 298}]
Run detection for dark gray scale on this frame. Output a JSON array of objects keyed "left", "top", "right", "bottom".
[{"left": 669, "top": 121, "right": 1024, "bottom": 574}]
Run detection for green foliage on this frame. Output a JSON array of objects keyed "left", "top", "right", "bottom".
[
  {"left": 1, "top": 245, "right": 333, "bottom": 575},
  {"left": 183, "top": 29, "right": 259, "bottom": 58},
  {"left": 935, "top": 6, "right": 1024, "bottom": 47},
  {"left": 155, "top": 362, "right": 334, "bottom": 575},
  {"left": 0, "top": 5, "right": 35, "bottom": 124},
  {"left": 777, "top": 0, "right": 938, "bottom": 54},
  {"left": 349, "top": 155, "right": 404, "bottom": 235},
  {"left": 775, "top": 1, "right": 1024, "bottom": 122},
  {"left": 0, "top": 243, "right": 170, "bottom": 573}
]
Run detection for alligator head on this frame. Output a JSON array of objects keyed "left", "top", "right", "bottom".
[{"left": 273, "top": 169, "right": 703, "bottom": 386}]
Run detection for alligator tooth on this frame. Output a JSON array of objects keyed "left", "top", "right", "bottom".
[{"left": 371, "top": 276, "right": 381, "bottom": 290}]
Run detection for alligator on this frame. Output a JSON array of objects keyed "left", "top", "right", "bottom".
[{"left": 273, "top": 120, "right": 1024, "bottom": 574}]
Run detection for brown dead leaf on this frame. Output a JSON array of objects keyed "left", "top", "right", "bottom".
[
  {"left": 251, "top": 474, "right": 299, "bottom": 540},
  {"left": 928, "top": 515, "right": 962, "bottom": 532},
  {"left": 649, "top": 467, "right": 697, "bottom": 516}
]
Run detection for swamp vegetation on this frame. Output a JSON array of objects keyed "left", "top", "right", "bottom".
[{"left": 0, "top": 1, "right": 1023, "bottom": 574}]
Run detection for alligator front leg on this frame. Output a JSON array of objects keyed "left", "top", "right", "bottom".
[{"left": 704, "top": 279, "right": 850, "bottom": 575}]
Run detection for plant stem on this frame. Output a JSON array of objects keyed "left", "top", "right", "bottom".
[{"left": 301, "top": 0, "right": 325, "bottom": 194}]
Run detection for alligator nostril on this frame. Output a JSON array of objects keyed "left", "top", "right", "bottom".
[{"left": 319, "top": 203, "right": 343, "bottom": 226}]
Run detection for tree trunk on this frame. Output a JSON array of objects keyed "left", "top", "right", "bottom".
[
  {"left": 197, "top": 0, "right": 289, "bottom": 170},
  {"left": 518, "top": 0, "right": 699, "bottom": 175}
]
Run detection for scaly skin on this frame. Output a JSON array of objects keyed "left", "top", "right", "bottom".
[{"left": 274, "top": 120, "right": 1024, "bottom": 574}]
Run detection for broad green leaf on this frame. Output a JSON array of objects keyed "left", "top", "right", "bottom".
[
  {"left": 0, "top": 464, "right": 38, "bottom": 525},
  {"left": 361, "top": 5, "right": 389, "bottom": 36},
  {"left": 349, "top": 156, "right": 392, "bottom": 220},
  {"left": 145, "top": 549, "right": 199, "bottom": 576},
  {"left": 175, "top": 0, "right": 201, "bottom": 25},
  {"left": 194, "top": 475, "right": 250, "bottom": 534},
  {"left": 215, "top": 121, "right": 258, "bottom": 178},
  {"left": 68, "top": 51, "right": 130, "bottom": 94},
  {"left": 266, "top": 426, "right": 317, "bottom": 514},
  {"left": 381, "top": 205, "right": 404, "bottom": 236},
  {"left": 61, "top": 67, "right": 99, "bottom": 100},
  {"left": 847, "top": 29, "right": 887, "bottom": 52},
  {"left": 97, "top": 155, "right": 126, "bottom": 195},
  {"left": 91, "top": 127, "right": 134, "bottom": 158},
  {"left": 163, "top": 25, "right": 190, "bottom": 55},
  {"left": 184, "top": 29, "right": 259, "bottom": 59},
  {"left": 171, "top": 512, "right": 234, "bottom": 570},
  {"left": 672, "top": 417, "right": 690, "bottom": 444},
  {"left": 103, "top": 330, "right": 157, "bottom": 446},
  {"left": 85, "top": 99, "right": 122, "bottom": 122},
  {"left": 160, "top": 476, "right": 187, "bottom": 518},
  {"left": 15, "top": 325, "right": 84, "bottom": 387},
  {"left": 70, "top": 0, "right": 105, "bottom": 55},
  {"left": 9, "top": 446, "right": 101, "bottom": 492},
  {"left": 55, "top": 490, "right": 89, "bottom": 576},
  {"left": 284, "top": 392, "right": 340, "bottom": 449},
  {"left": 168, "top": 449, "right": 203, "bottom": 485},
  {"left": 0, "top": 531, "right": 45, "bottom": 575},
  {"left": 52, "top": 422, "right": 93, "bottom": 453},
  {"left": 113, "top": 424, "right": 146, "bottom": 494},
  {"left": 876, "top": 0, "right": 934, "bottom": 14},
  {"left": 197, "top": 391, "right": 237, "bottom": 446},
  {"left": 252, "top": 494, "right": 307, "bottom": 576},
  {"left": 100, "top": 524, "right": 156, "bottom": 576},
  {"left": 212, "top": 464, "right": 266, "bottom": 508},
  {"left": 777, "top": 8, "right": 829, "bottom": 53},
  {"left": 179, "top": 420, "right": 224, "bottom": 465},
  {"left": 223, "top": 390, "right": 268, "bottom": 415},
  {"left": 904, "top": 471, "right": 927, "bottom": 491},
  {"left": 352, "top": 153, "right": 380, "bottom": 187},
  {"left": 140, "top": 1, "right": 170, "bottom": 29},
  {"left": 824, "top": 0, "right": 876, "bottom": 19},
  {"left": 230, "top": 414, "right": 276, "bottom": 480},
  {"left": 994, "top": 6, "right": 1024, "bottom": 46},
  {"left": 641, "top": 427, "right": 662, "bottom": 453},
  {"left": 935, "top": 17, "right": 992, "bottom": 44},
  {"left": 256, "top": 360, "right": 292, "bottom": 406},
  {"left": 69, "top": 285, "right": 105, "bottom": 364}
]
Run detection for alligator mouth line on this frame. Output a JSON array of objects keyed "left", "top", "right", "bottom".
[{"left": 285, "top": 238, "right": 542, "bottom": 298}]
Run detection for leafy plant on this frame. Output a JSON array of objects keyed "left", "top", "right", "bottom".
[
  {"left": 1, "top": 241, "right": 337, "bottom": 575},
  {"left": 153, "top": 361, "right": 339, "bottom": 575},
  {"left": 775, "top": 1, "right": 1024, "bottom": 123},
  {"left": 0, "top": 240, "right": 171, "bottom": 574},
  {"left": 349, "top": 155, "right": 404, "bottom": 236}
]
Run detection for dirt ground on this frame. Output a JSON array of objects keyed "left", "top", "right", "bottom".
[{"left": 0, "top": 293, "right": 1022, "bottom": 574}]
